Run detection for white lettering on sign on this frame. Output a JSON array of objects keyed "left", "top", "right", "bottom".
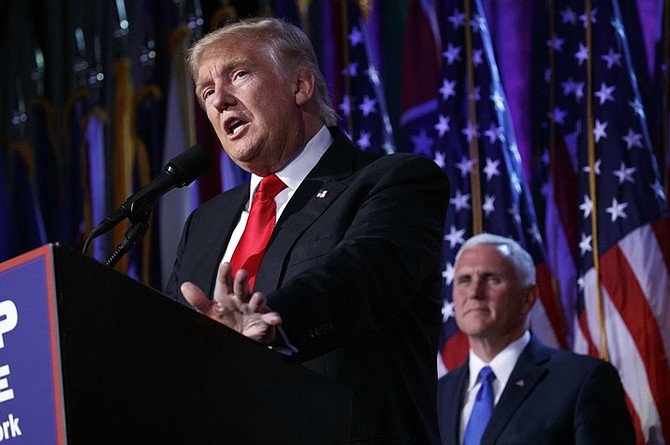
[
  {"left": 0, "top": 301, "right": 18, "bottom": 349},
  {"left": 0, "top": 365, "right": 13, "bottom": 403},
  {"left": 0, "top": 413, "right": 22, "bottom": 440}
]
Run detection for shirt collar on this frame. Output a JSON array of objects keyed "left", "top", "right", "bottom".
[
  {"left": 249, "top": 125, "right": 332, "bottom": 195},
  {"left": 467, "top": 330, "right": 531, "bottom": 390}
]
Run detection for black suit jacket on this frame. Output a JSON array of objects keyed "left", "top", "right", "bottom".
[
  {"left": 436, "top": 335, "right": 635, "bottom": 445},
  {"left": 165, "top": 128, "right": 450, "bottom": 444}
]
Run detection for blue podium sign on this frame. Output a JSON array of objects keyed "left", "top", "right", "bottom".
[{"left": 0, "top": 245, "right": 66, "bottom": 444}]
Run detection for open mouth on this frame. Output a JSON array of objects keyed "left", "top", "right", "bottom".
[{"left": 225, "top": 117, "right": 248, "bottom": 136}]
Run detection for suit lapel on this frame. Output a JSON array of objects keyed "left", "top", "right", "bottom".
[
  {"left": 483, "top": 336, "right": 550, "bottom": 444},
  {"left": 440, "top": 365, "right": 469, "bottom": 445},
  {"left": 253, "top": 132, "right": 362, "bottom": 292},
  {"left": 199, "top": 186, "right": 248, "bottom": 297}
]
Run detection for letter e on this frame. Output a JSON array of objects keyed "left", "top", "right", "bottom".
[{"left": 0, "top": 365, "right": 14, "bottom": 403}]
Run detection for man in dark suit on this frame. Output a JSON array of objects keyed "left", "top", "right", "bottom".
[
  {"left": 164, "top": 17, "right": 449, "bottom": 444},
  {"left": 437, "top": 233, "right": 635, "bottom": 445}
]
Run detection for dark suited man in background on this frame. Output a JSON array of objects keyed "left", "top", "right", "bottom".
[
  {"left": 164, "top": 17, "right": 450, "bottom": 444},
  {"left": 437, "top": 233, "right": 634, "bottom": 445}
]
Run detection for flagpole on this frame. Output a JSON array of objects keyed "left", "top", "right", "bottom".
[
  {"left": 464, "top": 0, "right": 482, "bottom": 235},
  {"left": 585, "top": 0, "right": 609, "bottom": 362}
]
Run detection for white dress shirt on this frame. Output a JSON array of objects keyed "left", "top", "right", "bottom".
[
  {"left": 459, "top": 330, "right": 531, "bottom": 444},
  {"left": 221, "top": 125, "right": 332, "bottom": 263}
]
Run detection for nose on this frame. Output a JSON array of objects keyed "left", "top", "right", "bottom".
[
  {"left": 210, "top": 86, "right": 236, "bottom": 111},
  {"left": 466, "top": 278, "right": 485, "bottom": 300}
]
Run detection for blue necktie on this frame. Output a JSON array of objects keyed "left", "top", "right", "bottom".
[{"left": 463, "top": 366, "right": 496, "bottom": 445}]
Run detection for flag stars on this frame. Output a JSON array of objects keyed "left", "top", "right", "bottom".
[
  {"left": 434, "top": 150, "right": 447, "bottom": 169},
  {"left": 628, "top": 98, "right": 645, "bottom": 119},
  {"left": 365, "top": 65, "right": 381, "bottom": 85},
  {"left": 593, "top": 119, "right": 608, "bottom": 142},
  {"left": 622, "top": 128, "right": 643, "bottom": 150},
  {"left": 507, "top": 205, "right": 521, "bottom": 224},
  {"left": 550, "top": 106, "right": 567, "bottom": 125},
  {"left": 470, "top": 15, "right": 483, "bottom": 34},
  {"left": 455, "top": 156, "right": 474, "bottom": 177},
  {"left": 574, "top": 81, "right": 585, "bottom": 100},
  {"left": 442, "top": 300, "right": 455, "bottom": 322},
  {"left": 472, "top": 49, "right": 484, "bottom": 66},
  {"left": 560, "top": 7, "right": 577, "bottom": 24},
  {"left": 443, "top": 43, "right": 462, "bottom": 65},
  {"left": 611, "top": 17, "right": 625, "bottom": 38},
  {"left": 490, "top": 90, "right": 505, "bottom": 111},
  {"left": 410, "top": 127, "right": 434, "bottom": 157},
  {"left": 577, "top": 275, "right": 585, "bottom": 291},
  {"left": 579, "top": 233, "right": 593, "bottom": 256},
  {"left": 546, "top": 35, "right": 565, "bottom": 52},
  {"left": 348, "top": 26, "right": 364, "bottom": 47},
  {"left": 448, "top": 9, "right": 466, "bottom": 29},
  {"left": 339, "top": 95, "right": 351, "bottom": 117},
  {"left": 561, "top": 78, "right": 578, "bottom": 96},
  {"left": 450, "top": 190, "right": 472, "bottom": 212},
  {"left": 527, "top": 223, "right": 543, "bottom": 244},
  {"left": 483, "top": 157, "right": 501, "bottom": 180},
  {"left": 605, "top": 198, "right": 628, "bottom": 222},
  {"left": 343, "top": 62, "right": 358, "bottom": 77},
  {"left": 440, "top": 78, "right": 457, "bottom": 101},
  {"left": 582, "top": 159, "right": 602, "bottom": 175},
  {"left": 612, "top": 162, "right": 636, "bottom": 184},
  {"left": 594, "top": 82, "right": 616, "bottom": 105},
  {"left": 484, "top": 124, "right": 501, "bottom": 144},
  {"left": 575, "top": 42, "right": 589, "bottom": 65},
  {"left": 482, "top": 194, "right": 496, "bottom": 217},
  {"left": 469, "top": 86, "right": 481, "bottom": 102},
  {"left": 356, "top": 131, "right": 372, "bottom": 150},
  {"left": 651, "top": 180, "right": 667, "bottom": 201},
  {"left": 601, "top": 48, "right": 622, "bottom": 69},
  {"left": 434, "top": 115, "right": 451, "bottom": 137},
  {"left": 579, "top": 8, "right": 598, "bottom": 28},
  {"left": 579, "top": 194, "right": 593, "bottom": 218},
  {"left": 444, "top": 225, "right": 466, "bottom": 249},
  {"left": 462, "top": 121, "right": 480, "bottom": 142},
  {"left": 358, "top": 95, "right": 378, "bottom": 117}
]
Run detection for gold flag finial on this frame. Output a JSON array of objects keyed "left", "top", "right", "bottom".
[{"left": 356, "top": 0, "right": 372, "bottom": 22}]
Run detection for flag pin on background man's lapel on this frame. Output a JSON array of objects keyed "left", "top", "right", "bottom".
[{"left": 315, "top": 190, "right": 328, "bottom": 199}]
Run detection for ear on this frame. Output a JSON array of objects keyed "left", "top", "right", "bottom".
[
  {"left": 294, "top": 68, "right": 316, "bottom": 106},
  {"left": 521, "top": 284, "right": 538, "bottom": 316}
]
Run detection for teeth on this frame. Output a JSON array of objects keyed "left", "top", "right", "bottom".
[{"left": 229, "top": 119, "right": 243, "bottom": 135}]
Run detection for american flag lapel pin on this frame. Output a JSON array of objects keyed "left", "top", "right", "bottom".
[
  {"left": 315, "top": 189, "right": 328, "bottom": 199},
  {"left": 515, "top": 379, "right": 525, "bottom": 387}
]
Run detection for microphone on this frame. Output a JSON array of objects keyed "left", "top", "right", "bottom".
[{"left": 88, "top": 144, "right": 210, "bottom": 240}]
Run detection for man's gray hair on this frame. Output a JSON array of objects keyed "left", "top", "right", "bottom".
[
  {"left": 455, "top": 233, "right": 536, "bottom": 287},
  {"left": 186, "top": 17, "right": 338, "bottom": 126}
]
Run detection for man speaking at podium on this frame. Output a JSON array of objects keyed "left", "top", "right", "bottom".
[{"left": 164, "top": 17, "right": 450, "bottom": 444}]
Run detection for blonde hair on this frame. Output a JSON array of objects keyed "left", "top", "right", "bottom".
[{"left": 186, "top": 17, "right": 338, "bottom": 126}]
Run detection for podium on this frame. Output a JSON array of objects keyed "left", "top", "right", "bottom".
[{"left": 0, "top": 244, "right": 352, "bottom": 444}]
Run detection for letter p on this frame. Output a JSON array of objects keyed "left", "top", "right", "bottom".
[{"left": 0, "top": 301, "right": 18, "bottom": 349}]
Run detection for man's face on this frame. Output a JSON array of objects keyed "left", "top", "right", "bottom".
[
  {"left": 195, "top": 39, "right": 306, "bottom": 175},
  {"left": 452, "top": 243, "right": 535, "bottom": 341}
]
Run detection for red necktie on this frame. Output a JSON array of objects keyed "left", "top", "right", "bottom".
[{"left": 230, "top": 174, "right": 286, "bottom": 289}]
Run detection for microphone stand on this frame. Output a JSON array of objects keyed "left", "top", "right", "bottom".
[{"left": 104, "top": 210, "right": 151, "bottom": 268}]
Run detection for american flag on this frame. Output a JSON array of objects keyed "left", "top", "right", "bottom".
[
  {"left": 335, "top": 0, "right": 395, "bottom": 154},
  {"left": 401, "top": 0, "right": 568, "bottom": 375},
  {"left": 534, "top": 0, "right": 670, "bottom": 442}
]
